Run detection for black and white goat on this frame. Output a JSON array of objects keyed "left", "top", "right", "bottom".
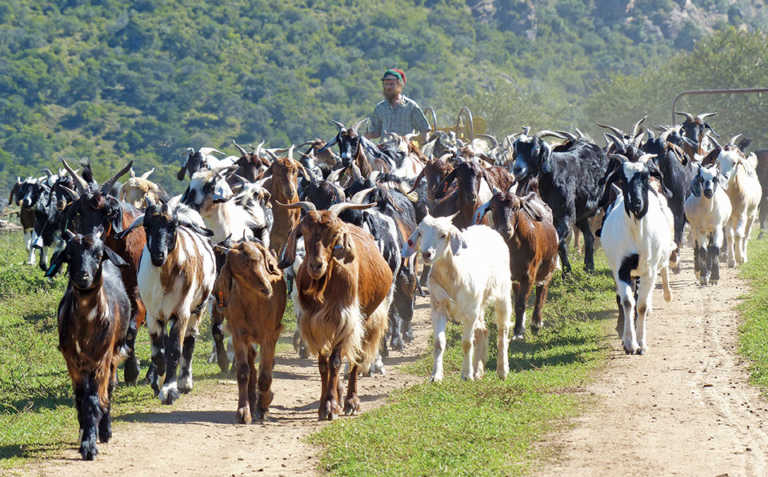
[
  {"left": 600, "top": 156, "right": 675, "bottom": 355},
  {"left": 684, "top": 164, "right": 732, "bottom": 286}
]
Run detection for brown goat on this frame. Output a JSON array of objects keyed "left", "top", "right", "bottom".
[
  {"left": 213, "top": 241, "right": 286, "bottom": 423},
  {"left": 278, "top": 201, "right": 392, "bottom": 420},
  {"left": 47, "top": 231, "right": 131, "bottom": 460},
  {"left": 476, "top": 189, "right": 559, "bottom": 337},
  {"left": 120, "top": 168, "right": 164, "bottom": 210},
  {"left": 265, "top": 147, "right": 310, "bottom": 254}
]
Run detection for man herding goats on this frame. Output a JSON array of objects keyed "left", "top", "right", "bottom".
[{"left": 365, "top": 68, "right": 430, "bottom": 143}]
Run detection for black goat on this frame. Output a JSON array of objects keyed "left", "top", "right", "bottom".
[{"left": 512, "top": 131, "right": 608, "bottom": 274}]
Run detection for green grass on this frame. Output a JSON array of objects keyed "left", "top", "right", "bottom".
[
  {"left": 310, "top": 253, "right": 617, "bottom": 477},
  {"left": 0, "top": 230, "right": 296, "bottom": 469},
  {"left": 738, "top": 232, "right": 768, "bottom": 393}
]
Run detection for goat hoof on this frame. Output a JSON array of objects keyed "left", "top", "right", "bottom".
[
  {"left": 344, "top": 395, "right": 360, "bottom": 415},
  {"left": 635, "top": 348, "right": 645, "bottom": 355},
  {"left": 159, "top": 385, "right": 180, "bottom": 405},
  {"left": 79, "top": 441, "right": 98, "bottom": 461},
  {"left": 236, "top": 407, "right": 252, "bottom": 425}
]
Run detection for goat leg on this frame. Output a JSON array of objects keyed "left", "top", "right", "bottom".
[
  {"left": 531, "top": 283, "right": 550, "bottom": 335},
  {"left": 254, "top": 339, "right": 276, "bottom": 421},
  {"left": 158, "top": 317, "right": 182, "bottom": 405},
  {"left": 123, "top": 314, "right": 140, "bottom": 385},
  {"left": 211, "top": 308, "right": 230, "bottom": 374},
  {"left": 318, "top": 355, "right": 330, "bottom": 421},
  {"left": 344, "top": 363, "right": 361, "bottom": 416}
]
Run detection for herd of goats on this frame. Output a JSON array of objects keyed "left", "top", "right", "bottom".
[{"left": 5, "top": 112, "right": 767, "bottom": 460}]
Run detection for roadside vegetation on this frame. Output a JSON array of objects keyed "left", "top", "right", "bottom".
[
  {"left": 0, "top": 230, "right": 295, "bottom": 470},
  {"left": 738, "top": 233, "right": 768, "bottom": 393},
  {"left": 311, "top": 253, "right": 617, "bottom": 476}
]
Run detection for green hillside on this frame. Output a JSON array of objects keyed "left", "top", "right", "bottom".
[{"left": 1, "top": 0, "right": 767, "bottom": 197}]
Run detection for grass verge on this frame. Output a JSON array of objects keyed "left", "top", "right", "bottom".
[
  {"left": 738, "top": 234, "right": 768, "bottom": 392},
  {"left": 0, "top": 230, "right": 296, "bottom": 470},
  {"left": 310, "top": 253, "right": 617, "bottom": 477}
]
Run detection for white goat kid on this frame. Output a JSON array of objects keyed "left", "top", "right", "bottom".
[
  {"left": 684, "top": 164, "right": 732, "bottom": 286},
  {"left": 403, "top": 215, "right": 512, "bottom": 382},
  {"left": 601, "top": 160, "right": 675, "bottom": 355},
  {"left": 716, "top": 142, "right": 761, "bottom": 267}
]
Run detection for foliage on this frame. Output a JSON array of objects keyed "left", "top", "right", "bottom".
[
  {"left": 1, "top": 1, "right": 766, "bottom": 199},
  {"left": 738, "top": 232, "right": 768, "bottom": 394}
]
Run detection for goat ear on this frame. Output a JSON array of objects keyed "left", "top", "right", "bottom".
[
  {"left": 332, "top": 230, "right": 355, "bottom": 263},
  {"left": 213, "top": 260, "right": 233, "bottom": 308},
  {"left": 690, "top": 174, "right": 702, "bottom": 197},
  {"left": 278, "top": 226, "right": 301, "bottom": 269},
  {"left": 701, "top": 147, "right": 720, "bottom": 167},
  {"left": 538, "top": 141, "right": 553, "bottom": 174},
  {"left": 45, "top": 249, "right": 68, "bottom": 278},
  {"left": 263, "top": 247, "right": 281, "bottom": 276},
  {"left": 449, "top": 230, "right": 468, "bottom": 255},
  {"left": 109, "top": 200, "right": 124, "bottom": 233},
  {"left": 176, "top": 165, "right": 187, "bottom": 181},
  {"left": 103, "top": 245, "right": 128, "bottom": 268}
]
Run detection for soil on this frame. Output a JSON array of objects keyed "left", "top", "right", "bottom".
[{"left": 27, "top": 249, "right": 768, "bottom": 476}]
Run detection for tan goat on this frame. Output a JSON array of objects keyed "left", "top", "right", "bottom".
[
  {"left": 278, "top": 201, "right": 392, "bottom": 420},
  {"left": 213, "top": 240, "right": 286, "bottom": 423}
]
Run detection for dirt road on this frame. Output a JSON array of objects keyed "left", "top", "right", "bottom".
[
  {"left": 536, "top": 250, "right": 768, "bottom": 476},
  {"left": 29, "top": 301, "right": 434, "bottom": 477},
  {"left": 27, "top": 250, "right": 768, "bottom": 476}
]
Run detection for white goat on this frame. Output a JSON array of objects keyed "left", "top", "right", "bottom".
[
  {"left": 601, "top": 160, "right": 675, "bottom": 355},
  {"left": 716, "top": 141, "right": 761, "bottom": 267},
  {"left": 684, "top": 164, "right": 732, "bottom": 286},
  {"left": 182, "top": 168, "right": 269, "bottom": 244},
  {"left": 403, "top": 214, "right": 512, "bottom": 382}
]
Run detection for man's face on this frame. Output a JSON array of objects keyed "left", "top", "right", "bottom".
[{"left": 382, "top": 77, "right": 402, "bottom": 100}]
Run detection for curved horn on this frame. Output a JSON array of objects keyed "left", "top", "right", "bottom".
[
  {"left": 264, "top": 149, "right": 279, "bottom": 161},
  {"left": 140, "top": 168, "right": 155, "bottom": 180},
  {"left": 555, "top": 131, "right": 578, "bottom": 141},
  {"left": 709, "top": 135, "right": 723, "bottom": 150},
  {"left": 288, "top": 145, "right": 295, "bottom": 162},
  {"left": 536, "top": 130, "right": 569, "bottom": 140},
  {"left": 101, "top": 160, "right": 133, "bottom": 195},
  {"left": 351, "top": 117, "right": 369, "bottom": 133},
  {"left": 595, "top": 122, "right": 626, "bottom": 138},
  {"left": 631, "top": 115, "right": 647, "bottom": 140},
  {"left": 255, "top": 141, "right": 267, "bottom": 160},
  {"left": 575, "top": 128, "right": 586, "bottom": 139},
  {"left": 57, "top": 185, "right": 79, "bottom": 201},
  {"left": 274, "top": 200, "right": 317, "bottom": 212},
  {"left": 61, "top": 158, "right": 89, "bottom": 194},
  {"left": 350, "top": 187, "right": 375, "bottom": 204},
  {"left": 697, "top": 112, "right": 717, "bottom": 121},
  {"left": 330, "top": 120, "right": 346, "bottom": 132},
  {"left": 521, "top": 126, "right": 531, "bottom": 136},
  {"left": 675, "top": 111, "right": 694, "bottom": 122},
  {"left": 728, "top": 133, "right": 743, "bottom": 147},
  {"left": 328, "top": 201, "right": 376, "bottom": 217},
  {"left": 477, "top": 134, "right": 499, "bottom": 149},
  {"left": 232, "top": 139, "right": 248, "bottom": 157}
]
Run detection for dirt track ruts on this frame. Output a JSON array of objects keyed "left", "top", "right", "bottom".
[
  {"left": 536, "top": 249, "right": 768, "bottom": 476},
  {"left": 28, "top": 248, "right": 768, "bottom": 476}
]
